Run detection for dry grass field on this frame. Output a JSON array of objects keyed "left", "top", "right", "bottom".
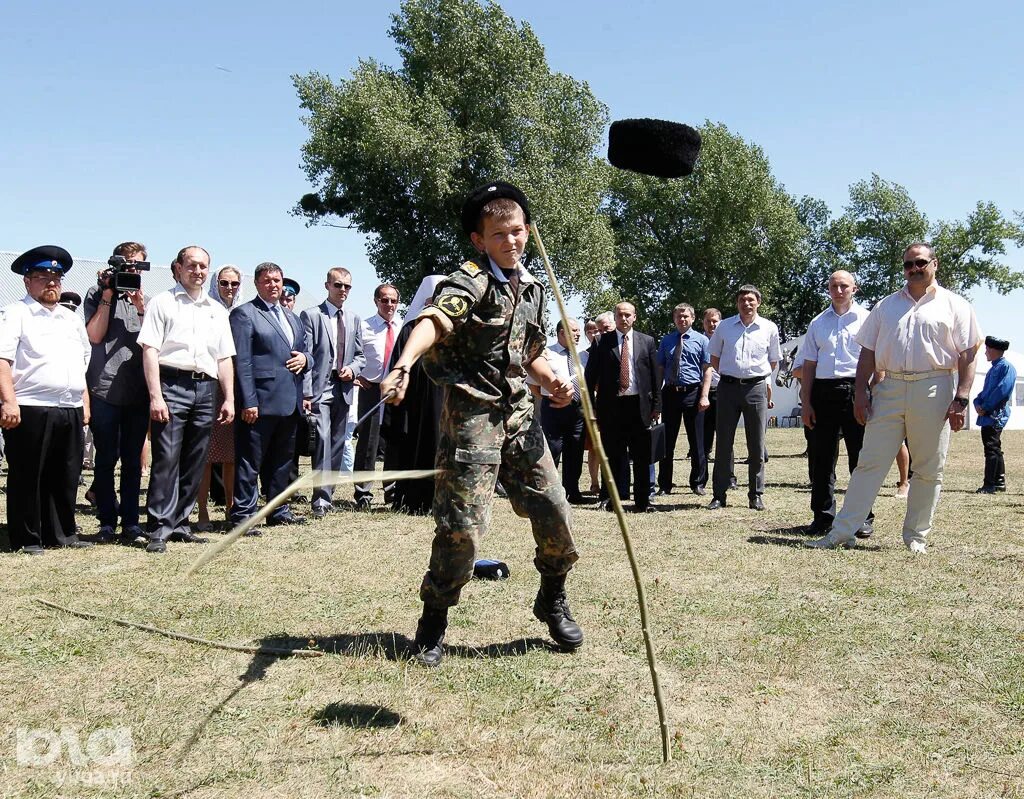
[{"left": 1, "top": 428, "right": 1022, "bottom": 798}]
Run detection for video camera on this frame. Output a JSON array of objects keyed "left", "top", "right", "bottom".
[{"left": 101, "top": 255, "right": 151, "bottom": 292}]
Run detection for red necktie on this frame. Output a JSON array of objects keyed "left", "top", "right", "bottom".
[
  {"left": 382, "top": 322, "right": 395, "bottom": 374},
  {"left": 618, "top": 333, "right": 630, "bottom": 394},
  {"left": 336, "top": 310, "right": 346, "bottom": 373}
]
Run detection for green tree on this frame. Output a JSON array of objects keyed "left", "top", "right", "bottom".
[
  {"left": 293, "top": 0, "right": 614, "bottom": 301},
  {"left": 601, "top": 122, "right": 805, "bottom": 337},
  {"left": 827, "top": 174, "right": 1024, "bottom": 305}
]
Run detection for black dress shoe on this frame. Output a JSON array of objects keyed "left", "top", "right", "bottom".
[
  {"left": 729, "top": 477, "right": 739, "bottom": 490},
  {"left": 692, "top": 486, "right": 706, "bottom": 496},
  {"left": 267, "top": 512, "right": 307, "bottom": 526},
  {"left": 20, "top": 545, "right": 44, "bottom": 556},
  {"left": 855, "top": 521, "right": 874, "bottom": 539},
  {"left": 975, "top": 485, "right": 997, "bottom": 494},
  {"left": 243, "top": 528, "right": 263, "bottom": 537},
  {"left": 749, "top": 496, "right": 766, "bottom": 511},
  {"left": 146, "top": 540, "right": 167, "bottom": 554},
  {"left": 655, "top": 488, "right": 672, "bottom": 496},
  {"left": 64, "top": 539, "right": 95, "bottom": 549},
  {"left": 565, "top": 493, "right": 587, "bottom": 505},
  {"left": 805, "top": 522, "right": 832, "bottom": 537},
  {"left": 170, "top": 531, "right": 209, "bottom": 544},
  {"left": 633, "top": 504, "right": 657, "bottom": 513},
  {"left": 312, "top": 507, "right": 328, "bottom": 519},
  {"left": 707, "top": 498, "right": 725, "bottom": 510}
]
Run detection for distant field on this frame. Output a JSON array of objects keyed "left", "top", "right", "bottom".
[{"left": 2, "top": 428, "right": 1022, "bottom": 798}]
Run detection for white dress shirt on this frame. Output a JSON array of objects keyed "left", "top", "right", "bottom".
[
  {"left": 0, "top": 296, "right": 90, "bottom": 407},
  {"left": 856, "top": 284, "right": 981, "bottom": 373},
  {"left": 323, "top": 300, "right": 345, "bottom": 356},
  {"left": 137, "top": 284, "right": 235, "bottom": 378},
  {"left": 360, "top": 313, "right": 403, "bottom": 382},
  {"left": 709, "top": 314, "right": 782, "bottom": 378},
  {"left": 799, "top": 302, "right": 870, "bottom": 379}
]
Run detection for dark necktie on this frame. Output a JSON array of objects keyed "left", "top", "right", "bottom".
[
  {"left": 566, "top": 350, "right": 579, "bottom": 400},
  {"left": 673, "top": 332, "right": 685, "bottom": 385},
  {"left": 618, "top": 333, "right": 630, "bottom": 394}
]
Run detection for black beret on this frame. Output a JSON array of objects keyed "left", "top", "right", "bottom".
[
  {"left": 282, "top": 277, "right": 300, "bottom": 297},
  {"left": 985, "top": 335, "right": 1010, "bottom": 351},
  {"left": 608, "top": 118, "right": 702, "bottom": 179},
  {"left": 460, "top": 181, "right": 531, "bottom": 236},
  {"left": 11, "top": 245, "right": 73, "bottom": 276}
]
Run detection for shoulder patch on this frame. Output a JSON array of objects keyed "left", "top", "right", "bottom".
[
  {"left": 437, "top": 294, "right": 470, "bottom": 320},
  {"left": 459, "top": 260, "right": 482, "bottom": 277}
]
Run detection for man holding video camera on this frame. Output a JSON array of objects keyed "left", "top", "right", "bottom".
[{"left": 83, "top": 241, "right": 151, "bottom": 545}]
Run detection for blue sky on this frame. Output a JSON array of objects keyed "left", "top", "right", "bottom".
[{"left": 2, "top": 0, "right": 1021, "bottom": 335}]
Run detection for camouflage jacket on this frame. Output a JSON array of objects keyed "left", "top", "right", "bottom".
[{"left": 419, "top": 258, "right": 548, "bottom": 431}]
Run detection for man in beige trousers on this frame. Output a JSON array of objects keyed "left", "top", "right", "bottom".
[{"left": 806, "top": 242, "right": 981, "bottom": 553}]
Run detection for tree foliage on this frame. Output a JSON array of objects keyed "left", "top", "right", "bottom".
[
  {"left": 601, "top": 122, "right": 804, "bottom": 336},
  {"left": 293, "top": 0, "right": 614, "bottom": 301},
  {"left": 826, "top": 174, "right": 1024, "bottom": 307}
]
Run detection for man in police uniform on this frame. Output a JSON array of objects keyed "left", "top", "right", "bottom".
[
  {"left": 0, "top": 246, "right": 93, "bottom": 554},
  {"left": 381, "top": 181, "right": 582, "bottom": 667}
]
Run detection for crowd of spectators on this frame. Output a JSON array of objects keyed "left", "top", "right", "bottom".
[{"left": 0, "top": 239, "right": 1004, "bottom": 559}]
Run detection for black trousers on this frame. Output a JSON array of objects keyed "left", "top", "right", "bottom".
[
  {"left": 981, "top": 425, "right": 1005, "bottom": 488},
  {"left": 147, "top": 375, "right": 215, "bottom": 541},
  {"left": 354, "top": 381, "right": 383, "bottom": 501},
  {"left": 659, "top": 384, "right": 706, "bottom": 491},
  {"left": 599, "top": 395, "right": 652, "bottom": 509},
  {"left": 808, "top": 378, "right": 873, "bottom": 527},
  {"left": 712, "top": 379, "right": 767, "bottom": 501},
  {"left": 4, "top": 406, "right": 83, "bottom": 550},
  {"left": 540, "top": 398, "right": 584, "bottom": 498}
]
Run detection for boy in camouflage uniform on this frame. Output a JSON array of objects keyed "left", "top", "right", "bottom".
[{"left": 380, "top": 181, "right": 583, "bottom": 667}]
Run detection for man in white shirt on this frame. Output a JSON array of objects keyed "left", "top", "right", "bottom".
[
  {"left": 138, "top": 246, "right": 236, "bottom": 553},
  {"left": 537, "top": 318, "right": 587, "bottom": 504},
  {"left": 808, "top": 242, "right": 981, "bottom": 553},
  {"left": 799, "top": 271, "right": 875, "bottom": 538},
  {"left": 0, "top": 246, "right": 93, "bottom": 554},
  {"left": 353, "top": 283, "right": 402, "bottom": 508},
  {"left": 705, "top": 285, "right": 781, "bottom": 511}
]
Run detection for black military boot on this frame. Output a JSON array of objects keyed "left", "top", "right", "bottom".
[
  {"left": 413, "top": 605, "right": 448, "bottom": 667},
  {"left": 533, "top": 575, "right": 584, "bottom": 651}
]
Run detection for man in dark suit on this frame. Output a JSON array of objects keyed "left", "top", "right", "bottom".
[
  {"left": 300, "top": 267, "right": 365, "bottom": 519},
  {"left": 229, "top": 262, "right": 312, "bottom": 529},
  {"left": 584, "top": 301, "right": 662, "bottom": 512}
]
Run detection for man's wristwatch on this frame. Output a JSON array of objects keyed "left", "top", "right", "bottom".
[{"left": 951, "top": 397, "right": 969, "bottom": 410}]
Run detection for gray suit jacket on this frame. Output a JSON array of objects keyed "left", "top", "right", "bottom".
[{"left": 301, "top": 301, "right": 365, "bottom": 403}]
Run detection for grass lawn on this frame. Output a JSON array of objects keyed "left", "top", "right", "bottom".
[{"left": 1, "top": 428, "right": 1022, "bottom": 798}]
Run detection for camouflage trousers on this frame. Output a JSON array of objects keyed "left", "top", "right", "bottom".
[{"left": 420, "top": 389, "right": 579, "bottom": 608}]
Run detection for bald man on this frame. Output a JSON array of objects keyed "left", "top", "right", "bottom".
[{"left": 798, "top": 271, "right": 875, "bottom": 537}]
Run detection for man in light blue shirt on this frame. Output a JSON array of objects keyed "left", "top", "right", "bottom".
[{"left": 656, "top": 303, "right": 711, "bottom": 495}]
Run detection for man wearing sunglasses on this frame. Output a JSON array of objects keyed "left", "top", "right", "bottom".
[
  {"left": 353, "top": 283, "right": 402, "bottom": 509},
  {"left": 82, "top": 241, "right": 150, "bottom": 546},
  {"left": 807, "top": 243, "right": 981, "bottom": 554},
  {"left": 300, "top": 267, "right": 365, "bottom": 518}
]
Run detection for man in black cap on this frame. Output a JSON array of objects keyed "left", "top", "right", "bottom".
[
  {"left": 974, "top": 336, "right": 1016, "bottom": 494},
  {"left": 281, "top": 277, "right": 300, "bottom": 312},
  {"left": 381, "top": 181, "right": 583, "bottom": 667},
  {"left": 0, "top": 246, "right": 93, "bottom": 554}
]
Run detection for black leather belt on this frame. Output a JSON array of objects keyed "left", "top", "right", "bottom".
[
  {"left": 814, "top": 377, "right": 855, "bottom": 385},
  {"left": 719, "top": 374, "right": 766, "bottom": 385},
  {"left": 666, "top": 383, "right": 702, "bottom": 391},
  {"left": 160, "top": 366, "right": 214, "bottom": 382}
]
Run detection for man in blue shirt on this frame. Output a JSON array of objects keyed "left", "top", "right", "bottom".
[
  {"left": 656, "top": 303, "right": 711, "bottom": 495},
  {"left": 974, "top": 335, "right": 1016, "bottom": 494}
]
